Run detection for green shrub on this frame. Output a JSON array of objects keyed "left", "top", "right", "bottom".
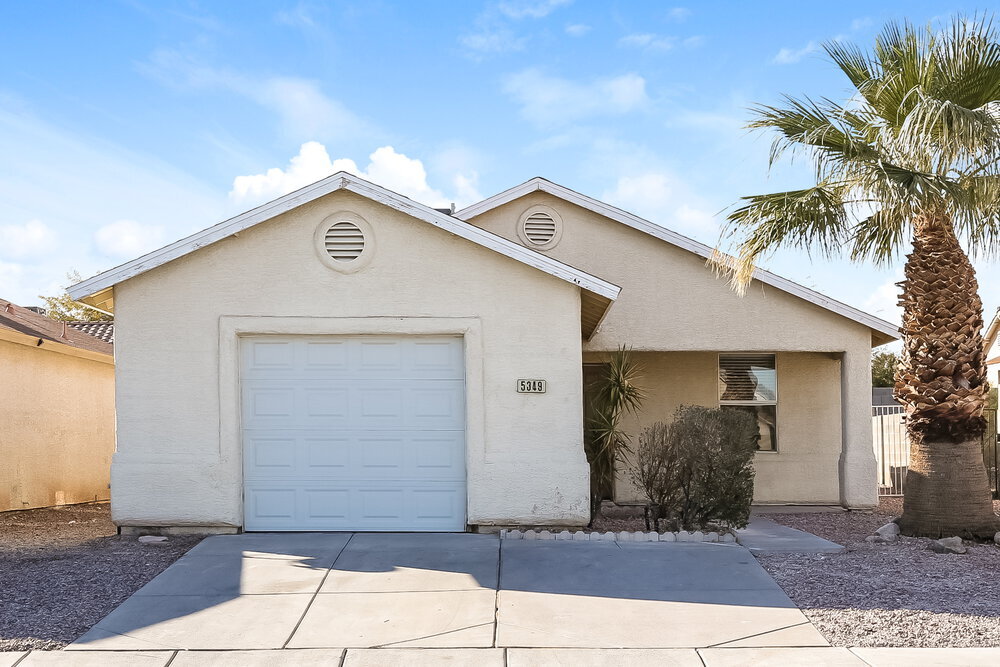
[{"left": 629, "top": 405, "right": 758, "bottom": 530}]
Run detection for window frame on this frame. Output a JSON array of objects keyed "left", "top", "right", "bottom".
[{"left": 717, "top": 352, "right": 779, "bottom": 453}]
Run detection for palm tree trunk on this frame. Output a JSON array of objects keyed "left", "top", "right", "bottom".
[{"left": 895, "top": 212, "right": 1000, "bottom": 539}]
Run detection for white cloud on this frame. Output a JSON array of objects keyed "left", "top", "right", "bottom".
[
  {"left": 503, "top": 69, "right": 649, "bottom": 126},
  {"left": 0, "top": 105, "right": 224, "bottom": 306},
  {"left": 141, "top": 50, "right": 369, "bottom": 143},
  {"left": 94, "top": 220, "right": 166, "bottom": 258},
  {"left": 565, "top": 23, "right": 591, "bottom": 36},
  {"left": 0, "top": 220, "right": 56, "bottom": 259},
  {"left": 230, "top": 142, "right": 481, "bottom": 210},
  {"left": 460, "top": 27, "right": 526, "bottom": 55},
  {"left": 619, "top": 33, "right": 675, "bottom": 52},
  {"left": 497, "top": 0, "right": 572, "bottom": 20},
  {"left": 851, "top": 17, "right": 873, "bottom": 31},
  {"left": 602, "top": 172, "right": 718, "bottom": 238},
  {"left": 864, "top": 270, "right": 903, "bottom": 325},
  {"left": 667, "top": 7, "right": 691, "bottom": 21},
  {"left": 772, "top": 41, "right": 820, "bottom": 64}
]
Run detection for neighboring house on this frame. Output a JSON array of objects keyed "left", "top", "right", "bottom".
[
  {"left": 68, "top": 173, "right": 898, "bottom": 534},
  {"left": 984, "top": 309, "right": 1000, "bottom": 387},
  {"left": 0, "top": 299, "right": 115, "bottom": 512}
]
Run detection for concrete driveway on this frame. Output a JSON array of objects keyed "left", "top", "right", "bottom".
[{"left": 67, "top": 533, "right": 826, "bottom": 651}]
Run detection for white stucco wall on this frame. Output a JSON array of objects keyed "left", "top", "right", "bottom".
[
  {"left": 111, "top": 189, "right": 590, "bottom": 529},
  {"left": 470, "top": 192, "right": 878, "bottom": 507}
]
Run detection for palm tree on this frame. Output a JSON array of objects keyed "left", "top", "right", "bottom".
[{"left": 720, "top": 16, "right": 1000, "bottom": 538}]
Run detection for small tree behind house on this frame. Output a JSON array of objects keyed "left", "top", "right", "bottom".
[
  {"left": 38, "top": 271, "right": 112, "bottom": 322},
  {"left": 872, "top": 350, "right": 899, "bottom": 388}
]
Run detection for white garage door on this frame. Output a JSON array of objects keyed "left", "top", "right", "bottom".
[{"left": 241, "top": 335, "right": 466, "bottom": 531}]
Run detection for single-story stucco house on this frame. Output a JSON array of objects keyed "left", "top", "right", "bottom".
[
  {"left": 0, "top": 299, "right": 115, "bottom": 512},
  {"left": 68, "top": 173, "right": 898, "bottom": 533}
]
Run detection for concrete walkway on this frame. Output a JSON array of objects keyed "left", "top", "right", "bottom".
[
  {"left": 737, "top": 518, "right": 846, "bottom": 554},
  {"left": 64, "top": 532, "right": 827, "bottom": 652},
  {"left": 6, "top": 647, "right": 1000, "bottom": 665}
]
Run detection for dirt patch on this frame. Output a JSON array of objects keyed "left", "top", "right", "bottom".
[
  {"left": 756, "top": 499, "right": 1000, "bottom": 647},
  {"left": 0, "top": 502, "right": 201, "bottom": 651}
]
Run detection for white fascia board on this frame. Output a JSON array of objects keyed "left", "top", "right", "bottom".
[
  {"left": 984, "top": 309, "right": 1000, "bottom": 350},
  {"left": 456, "top": 177, "right": 900, "bottom": 341},
  {"left": 68, "top": 172, "right": 620, "bottom": 303}
]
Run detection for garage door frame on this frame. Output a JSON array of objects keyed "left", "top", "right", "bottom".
[{"left": 218, "top": 316, "right": 485, "bottom": 532}]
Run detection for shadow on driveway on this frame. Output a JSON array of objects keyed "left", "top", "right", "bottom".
[{"left": 68, "top": 533, "right": 827, "bottom": 650}]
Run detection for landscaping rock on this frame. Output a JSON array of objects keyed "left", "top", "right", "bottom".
[
  {"left": 994, "top": 531, "right": 1000, "bottom": 546},
  {"left": 138, "top": 535, "right": 168, "bottom": 543},
  {"left": 875, "top": 522, "right": 900, "bottom": 543},
  {"left": 929, "top": 536, "right": 967, "bottom": 554}
]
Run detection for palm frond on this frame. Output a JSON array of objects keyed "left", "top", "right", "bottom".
[
  {"left": 848, "top": 209, "right": 907, "bottom": 264},
  {"left": 898, "top": 93, "right": 1000, "bottom": 166},
  {"left": 720, "top": 185, "right": 850, "bottom": 291},
  {"left": 748, "top": 96, "right": 881, "bottom": 169}
]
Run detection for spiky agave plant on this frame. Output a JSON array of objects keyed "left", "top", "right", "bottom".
[
  {"left": 719, "top": 16, "right": 1000, "bottom": 538},
  {"left": 584, "top": 347, "right": 645, "bottom": 519}
]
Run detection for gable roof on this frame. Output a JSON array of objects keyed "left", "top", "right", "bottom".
[
  {"left": 68, "top": 172, "right": 620, "bottom": 338},
  {"left": 984, "top": 309, "right": 1000, "bottom": 355},
  {"left": 0, "top": 298, "right": 114, "bottom": 359},
  {"left": 455, "top": 177, "right": 900, "bottom": 345}
]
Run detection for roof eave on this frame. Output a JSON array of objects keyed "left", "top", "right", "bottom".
[
  {"left": 68, "top": 172, "right": 620, "bottom": 307},
  {"left": 456, "top": 178, "right": 900, "bottom": 344}
]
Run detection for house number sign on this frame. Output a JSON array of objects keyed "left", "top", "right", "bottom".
[{"left": 517, "top": 379, "right": 547, "bottom": 393}]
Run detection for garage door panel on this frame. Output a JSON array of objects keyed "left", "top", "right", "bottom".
[
  {"left": 243, "top": 380, "right": 464, "bottom": 430},
  {"left": 242, "top": 335, "right": 466, "bottom": 531},
  {"left": 244, "top": 481, "right": 466, "bottom": 531},
  {"left": 245, "top": 430, "right": 465, "bottom": 480}
]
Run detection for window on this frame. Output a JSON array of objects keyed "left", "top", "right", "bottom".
[{"left": 719, "top": 353, "right": 777, "bottom": 452}]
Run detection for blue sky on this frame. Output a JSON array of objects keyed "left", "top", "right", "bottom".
[{"left": 0, "top": 0, "right": 993, "bottom": 333}]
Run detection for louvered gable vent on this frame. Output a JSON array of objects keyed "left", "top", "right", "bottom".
[
  {"left": 324, "top": 221, "right": 366, "bottom": 262},
  {"left": 522, "top": 212, "right": 557, "bottom": 246}
]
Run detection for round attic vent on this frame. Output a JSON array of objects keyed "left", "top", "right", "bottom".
[
  {"left": 517, "top": 206, "right": 563, "bottom": 250},
  {"left": 324, "top": 220, "right": 366, "bottom": 262}
]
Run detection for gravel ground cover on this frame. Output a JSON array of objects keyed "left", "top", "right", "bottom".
[
  {"left": 0, "top": 502, "right": 201, "bottom": 650},
  {"left": 757, "top": 498, "right": 1000, "bottom": 647}
]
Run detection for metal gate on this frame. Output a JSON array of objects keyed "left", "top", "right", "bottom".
[{"left": 873, "top": 405, "right": 999, "bottom": 498}]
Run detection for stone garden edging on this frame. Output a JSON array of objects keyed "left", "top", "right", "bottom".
[{"left": 499, "top": 528, "right": 736, "bottom": 543}]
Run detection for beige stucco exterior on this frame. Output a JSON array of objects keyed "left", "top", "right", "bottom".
[
  {"left": 593, "top": 351, "right": 845, "bottom": 504},
  {"left": 0, "top": 335, "right": 114, "bottom": 511},
  {"left": 468, "top": 191, "right": 879, "bottom": 508},
  {"left": 110, "top": 189, "right": 591, "bottom": 530}
]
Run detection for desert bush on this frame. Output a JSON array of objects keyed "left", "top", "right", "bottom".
[{"left": 629, "top": 405, "right": 757, "bottom": 530}]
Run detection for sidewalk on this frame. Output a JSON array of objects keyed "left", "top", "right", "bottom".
[
  {"left": 5, "top": 647, "right": 1000, "bottom": 665},
  {"left": 737, "top": 517, "right": 846, "bottom": 554}
]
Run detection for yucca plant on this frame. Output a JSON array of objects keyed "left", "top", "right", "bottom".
[
  {"left": 719, "top": 15, "right": 1000, "bottom": 538},
  {"left": 584, "top": 347, "right": 645, "bottom": 520}
]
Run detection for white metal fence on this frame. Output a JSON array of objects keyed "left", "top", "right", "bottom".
[
  {"left": 872, "top": 405, "right": 908, "bottom": 496},
  {"left": 872, "top": 405, "right": 999, "bottom": 497}
]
